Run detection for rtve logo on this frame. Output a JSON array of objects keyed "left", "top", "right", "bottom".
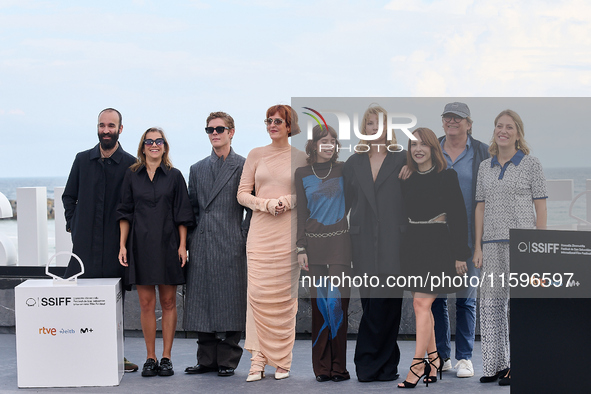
[
  {"left": 518, "top": 242, "right": 559, "bottom": 254},
  {"left": 38, "top": 327, "right": 57, "bottom": 336}
]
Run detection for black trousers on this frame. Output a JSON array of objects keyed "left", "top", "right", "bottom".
[
  {"left": 197, "top": 331, "right": 243, "bottom": 369},
  {"left": 354, "top": 283, "right": 403, "bottom": 382}
]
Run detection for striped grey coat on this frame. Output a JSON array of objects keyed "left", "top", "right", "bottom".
[{"left": 183, "top": 148, "right": 250, "bottom": 332}]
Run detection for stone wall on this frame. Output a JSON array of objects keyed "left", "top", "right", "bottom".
[
  {"left": 110, "top": 287, "right": 482, "bottom": 336},
  {"left": 0, "top": 280, "right": 480, "bottom": 337},
  {"left": 6, "top": 199, "right": 56, "bottom": 220}
]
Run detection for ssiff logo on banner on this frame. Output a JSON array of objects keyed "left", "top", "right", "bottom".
[
  {"left": 518, "top": 242, "right": 560, "bottom": 253},
  {"left": 302, "top": 107, "right": 417, "bottom": 153}
]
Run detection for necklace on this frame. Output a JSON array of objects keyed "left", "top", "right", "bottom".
[
  {"left": 417, "top": 165, "right": 435, "bottom": 175},
  {"left": 311, "top": 162, "right": 332, "bottom": 180}
]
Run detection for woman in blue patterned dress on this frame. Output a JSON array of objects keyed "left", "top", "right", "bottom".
[{"left": 295, "top": 124, "right": 352, "bottom": 383}]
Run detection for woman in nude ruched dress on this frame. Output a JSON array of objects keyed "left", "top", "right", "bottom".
[{"left": 237, "top": 104, "right": 307, "bottom": 382}]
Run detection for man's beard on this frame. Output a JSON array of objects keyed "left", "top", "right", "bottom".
[{"left": 98, "top": 131, "right": 119, "bottom": 150}]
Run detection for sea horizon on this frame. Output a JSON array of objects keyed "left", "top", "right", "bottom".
[
  {"left": 1, "top": 166, "right": 589, "bottom": 198},
  {"left": 1, "top": 167, "right": 590, "bottom": 264}
]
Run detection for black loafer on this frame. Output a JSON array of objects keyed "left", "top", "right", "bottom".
[
  {"left": 316, "top": 375, "right": 330, "bottom": 382},
  {"left": 332, "top": 375, "right": 350, "bottom": 382},
  {"left": 158, "top": 358, "right": 174, "bottom": 376},
  {"left": 141, "top": 358, "right": 159, "bottom": 377},
  {"left": 185, "top": 364, "right": 217, "bottom": 374},
  {"left": 218, "top": 367, "right": 235, "bottom": 377}
]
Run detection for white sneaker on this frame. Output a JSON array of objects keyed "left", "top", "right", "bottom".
[
  {"left": 455, "top": 359, "right": 474, "bottom": 378},
  {"left": 441, "top": 358, "right": 452, "bottom": 371}
]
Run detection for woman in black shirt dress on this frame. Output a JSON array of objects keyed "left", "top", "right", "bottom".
[
  {"left": 398, "top": 128, "right": 470, "bottom": 388},
  {"left": 118, "top": 127, "right": 194, "bottom": 377}
]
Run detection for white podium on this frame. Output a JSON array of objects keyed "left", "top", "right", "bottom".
[{"left": 15, "top": 277, "right": 124, "bottom": 387}]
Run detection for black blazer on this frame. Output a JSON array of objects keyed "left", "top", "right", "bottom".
[{"left": 343, "top": 151, "right": 407, "bottom": 277}]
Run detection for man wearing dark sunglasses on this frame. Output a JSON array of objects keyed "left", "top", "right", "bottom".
[
  {"left": 62, "top": 108, "right": 138, "bottom": 372},
  {"left": 184, "top": 111, "right": 251, "bottom": 378}
]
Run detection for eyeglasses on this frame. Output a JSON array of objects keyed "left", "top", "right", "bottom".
[
  {"left": 143, "top": 138, "right": 165, "bottom": 146},
  {"left": 264, "top": 118, "right": 285, "bottom": 126},
  {"left": 442, "top": 114, "right": 465, "bottom": 123},
  {"left": 205, "top": 126, "right": 230, "bottom": 134}
]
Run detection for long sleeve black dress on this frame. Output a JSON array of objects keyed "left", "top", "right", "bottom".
[{"left": 401, "top": 168, "right": 471, "bottom": 294}]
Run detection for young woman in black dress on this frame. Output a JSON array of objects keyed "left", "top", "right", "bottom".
[
  {"left": 398, "top": 128, "right": 470, "bottom": 388},
  {"left": 117, "top": 127, "right": 194, "bottom": 377}
]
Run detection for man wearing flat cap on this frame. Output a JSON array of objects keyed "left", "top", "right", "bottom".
[{"left": 431, "top": 102, "right": 489, "bottom": 378}]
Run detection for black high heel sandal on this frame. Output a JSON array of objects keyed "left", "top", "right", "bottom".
[
  {"left": 423, "top": 351, "right": 443, "bottom": 383},
  {"left": 398, "top": 358, "right": 432, "bottom": 389}
]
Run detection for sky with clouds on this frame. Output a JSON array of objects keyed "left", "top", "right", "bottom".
[{"left": 1, "top": 0, "right": 590, "bottom": 178}]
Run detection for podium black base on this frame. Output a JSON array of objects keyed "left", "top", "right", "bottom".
[{"left": 511, "top": 298, "right": 589, "bottom": 392}]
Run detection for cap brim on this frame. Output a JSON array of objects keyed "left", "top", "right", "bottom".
[{"left": 441, "top": 110, "right": 469, "bottom": 118}]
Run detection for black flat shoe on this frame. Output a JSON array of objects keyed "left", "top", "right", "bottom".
[
  {"left": 316, "top": 375, "right": 330, "bottom": 382},
  {"left": 331, "top": 375, "right": 350, "bottom": 382},
  {"left": 480, "top": 367, "right": 510, "bottom": 383},
  {"left": 158, "top": 358, "right": 174, "bottom": 376},
  {"left": 498, "top": 369, "right": 511, "bottom": 386},
  {"left": 141, "top": 358, "right": 159, "bottom": 377},
  {"left": 185, "top": 364, "right": 217, "bottom": 374},
  {"left": 218, "top": 367, "right": 235, "bottom": 377}
]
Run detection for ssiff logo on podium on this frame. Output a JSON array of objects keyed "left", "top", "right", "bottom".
[{"left": 14, "top": 278, "right": 124, "bottom": 388}]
